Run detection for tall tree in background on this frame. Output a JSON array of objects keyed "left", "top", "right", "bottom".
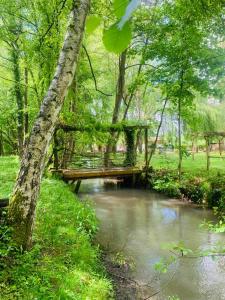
[
  {"left": 140, "top": 0, "right": 225, "bottom": 178},
  {"left": 8, "top": 0, "right": 90, "bottom": 249}
]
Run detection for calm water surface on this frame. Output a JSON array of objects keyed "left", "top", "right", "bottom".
[{"left": 80, "top": 180, "right": 225, "bottom": 300}]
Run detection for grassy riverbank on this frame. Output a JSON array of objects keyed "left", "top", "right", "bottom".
[
  {"left": 0, "top": 156, "right": 112, "bottom": 299},
  {"left": 148, "top": 153, "right": 225, "bottom": 212}
]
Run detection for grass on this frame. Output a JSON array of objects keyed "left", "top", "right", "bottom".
[
  {"left": 0, "top": 156, "right": 19, "bottom": 198},
  {"left": 0, "top": 156, "right": 112, "bottom": 300},
  {"left": 150, "top": 152, "right": 225, "bottom": 176}
]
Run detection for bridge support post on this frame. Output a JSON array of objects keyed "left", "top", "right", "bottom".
[
  {"left": 74, "top": 179, "right": 82, "bottom": 194},
  {"left": 132, "top": 174, "right": 136, "bottom": 187}
]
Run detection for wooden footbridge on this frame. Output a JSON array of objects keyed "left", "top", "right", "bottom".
[
  {"left": 52, "top": 123, "right": 150, "bottom": 192},
  {"left": 56, "top": 167, "right": 142, "bottom": 181}
]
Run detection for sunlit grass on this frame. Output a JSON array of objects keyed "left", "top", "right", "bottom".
[
  {"left": 150, "top": 152, "right": 225, "bottom": 175},
  {"left": 0, "top": 156, "right": 19, "bottom": 198},
  {"left": 0, "top": 156, "right": 112, "bottom": 299}
]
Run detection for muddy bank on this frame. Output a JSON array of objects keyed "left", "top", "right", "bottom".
[{"left": 102, "top": 252, "right": 155, "bottom": 300}]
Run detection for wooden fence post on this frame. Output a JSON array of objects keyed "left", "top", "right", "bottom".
[
  {"left": 206, "top": 137, "right": 210, "bottom": 171},
  {"left": 145, "top": 128, "right": 148, "bottom": 169}
]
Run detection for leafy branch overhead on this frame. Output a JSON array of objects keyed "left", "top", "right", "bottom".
[{"left": 86, "top": 0, "right": 140, "bottom": 53}]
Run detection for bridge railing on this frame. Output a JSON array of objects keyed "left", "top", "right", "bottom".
[{"left": 68, "top": 151, "right": 144, "bottom": 169}]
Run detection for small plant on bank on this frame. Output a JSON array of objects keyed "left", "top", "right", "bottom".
[{"left": 150, "top": 170, "right": 181, "bottom": 198}]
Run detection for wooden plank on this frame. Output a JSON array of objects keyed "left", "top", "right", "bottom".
[{"left": 57, "top": 167, "right": 142, "bottom": 180}]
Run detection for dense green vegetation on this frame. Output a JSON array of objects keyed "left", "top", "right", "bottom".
[
  {"left": 0, "top": 157, "right": 112, "bottom": 300},
  {"left": 148, "top": 153, "right": 225, "bottom": 214},
  {"left": 0, "top": 0, "right": 225, "bottom": 298}
]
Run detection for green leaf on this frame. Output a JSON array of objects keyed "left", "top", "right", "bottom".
[
  {"left": 103, "top": 21, "right": 132, "bottom": 54},
  {"left": 113, "top": 0, "right": 129, "bottom": 19},
  {"left": 86, "top": 16, "right": 101, "bottom": 35},
  {"left": 118, "top": 0, "right": 140, "bottom": 29}
]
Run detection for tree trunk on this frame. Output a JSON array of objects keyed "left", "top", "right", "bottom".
[
  {"left": 105, "top": 50, "right": 127, "bottom": 166},
  {"left": 218, "top": 138, "right": 223, "bottom": 156},
  {"left": 178, "top": 97, "right": 182, "bottom": 182},
  {"left": 12, "top": 43, "right": 24, "bottom": 157},
  {"left": 8, "top": 0, "right": 90, "bottom": 250},
  {"left": 0, "top": 128, "right": 4, "bottom": 156},
  {"left": 112, "top": 50, "right": 127, "bottom": 125},
  {"left": 178, "top": 70, "right": 184, "bottom": 182},
  {"left": 122, "top": 38, "right": 149, "bottom": 122},
  {"left": 191, "top": 140, "right": 195, "bottom": 160},
  {"left": 24, "top": 67, "right": 29, "bottom": 145},
  {"left": 147, "top": 98, "right": 168, "bottom": 168},
  {"left": 61, "top": 80, "right": 77, "bottom": 168}
]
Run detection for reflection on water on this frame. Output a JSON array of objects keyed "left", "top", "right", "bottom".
[{"left": 80, "top": 179, "right": 225, "bottom": 300}]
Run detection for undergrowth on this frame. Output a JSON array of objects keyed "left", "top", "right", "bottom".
[
  {"left": 0, "top": 156, "right": 112, "bottom": 300},
  {"left": 149, "top": 168, "right": 225, "bottom": 214}
]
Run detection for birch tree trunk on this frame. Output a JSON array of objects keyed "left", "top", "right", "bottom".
[{"left": 8, "top": 0, "right": 90, "bottom": 249}]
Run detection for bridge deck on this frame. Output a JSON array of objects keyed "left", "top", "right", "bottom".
[{"left": 55, "top": 167, "right": 142, "bottom": 180}]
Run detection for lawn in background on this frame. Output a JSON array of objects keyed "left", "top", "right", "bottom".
[{"left": 150, "top": 151, "right": 225, "bottom": 175}]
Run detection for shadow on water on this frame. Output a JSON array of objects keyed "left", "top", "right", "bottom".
[{"left": 80, "top": 179, "right": 225, "bottom": 300}]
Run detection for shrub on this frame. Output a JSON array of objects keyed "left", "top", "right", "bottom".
[
  {"left": 207, "top": 174, "right": 225, "bottom": 212},
  {"left": 150, "top": 170, "right": 181, "bottom": 198},
  {"left": 179, "top": 178, "right": 208, "bottom": 204}
]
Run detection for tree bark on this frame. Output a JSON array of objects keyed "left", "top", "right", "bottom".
[
  {"left": 112, "top": 50, "right": 127, "bottom": 125},
  {"left": 178, "top": 70, "right": 184, "bottom": 182},
  {"left": 12, "top": 43, "right": 24, "bottom": 157},
  {"left": 104, "top": 50, "right": 127, "bottom": 166},
  {"left": 8, "top": 0, "right": 90, "bottom": 249},
  {"left": 24, "top": 67, "right": 29, "bottom": 145},
  {"left": 191, "top": 138, "right": 195, "bottom": 160},
  {"left": 61, "top": 80, "right": 77, "bottom": 168},
  {"left": 147, "top": 98, "right": 168, "bottom": 168},
  {"left": 178, "top": 96, "right": 182, "bottom": 182}
]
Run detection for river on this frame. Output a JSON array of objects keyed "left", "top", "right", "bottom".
[{"left": 80, "top": 179, "right": 225, "bottom": 300}]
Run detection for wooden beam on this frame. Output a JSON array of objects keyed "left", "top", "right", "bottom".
[
  {"left": 204, "top": 132, "right": 225, "bottom": 138},
  {"left": 57, "top": 123, "right": 150, "bottom": 133},
  {"left": 55, "top": 167, "right": 142, "bottom": 180}
]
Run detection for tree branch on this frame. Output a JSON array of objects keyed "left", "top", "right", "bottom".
[
  {"left": 125, "top": 63, "right": 158, "bottom": 70},
  {"left": 0, "top": 75, "right": 35, "bottom": 89},
  {"left": 39, "top": 0, "right": 68, "bottom": 44},
  {"left": 82, "top": 44, "right": 112, "bottom": 97}
]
